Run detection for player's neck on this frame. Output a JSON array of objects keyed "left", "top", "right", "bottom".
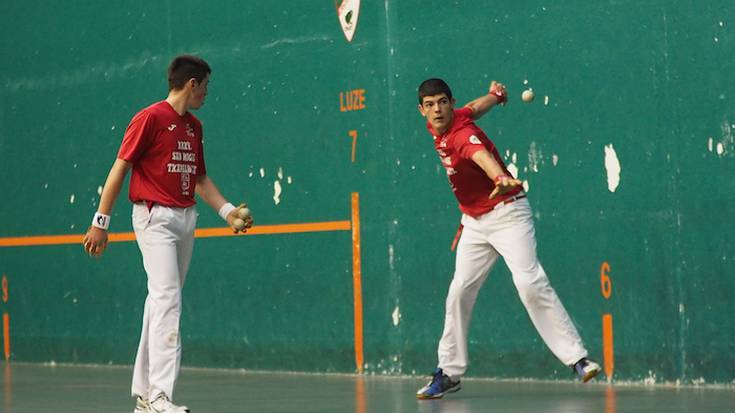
[
  {"left": 435, "top": 124, "right": 450, "bottom": 135},
  {"left": 165, "top": 91, "right": 190, "bottom": 116},
  {"left": 434, "top": 116, "right": 454, "bottom": 135}
]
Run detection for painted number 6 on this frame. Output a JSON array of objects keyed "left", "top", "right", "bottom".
[{"left": 600, "top": 262, "right": 612, "bottom": 299}]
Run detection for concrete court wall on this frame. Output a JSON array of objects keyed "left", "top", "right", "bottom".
[{"left": 1, "top": 1, "right": 734, "bottom": 384}]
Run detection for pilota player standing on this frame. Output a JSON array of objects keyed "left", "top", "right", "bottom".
[
  {"left": 414, "top": 78, "right": 600, "bottom": 399},
  {"left": 83, "top": 55, "right": 252, "bottom": 413}
]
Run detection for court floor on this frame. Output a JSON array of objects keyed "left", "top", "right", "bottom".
[{"left": 1, "top": 363, "right": 733, "bottom": 412}]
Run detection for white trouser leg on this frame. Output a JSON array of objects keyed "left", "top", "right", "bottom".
[
  {"left": 131, "top": 296, "right": 152, "bottom": 397},
  {"left": 437, "top": 224, "right": 500, "bottom": 378},
  {"left": 171, "top": 212, "right": 195, "bottom": 393},
  {"left": 486, "top": 199, "right": 587, "bottom": 366},
  {"left": 130, "top": 204, "right": 196, "bottom": 400}
]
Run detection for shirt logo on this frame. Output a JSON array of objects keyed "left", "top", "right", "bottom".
[
  {"left": 469, "top": 135, "right": 482, "bottom": 145},
  {"left": 168, "top": 124, "right": 177, "bottom": 131},
  {"left": 185, "top": 123, "right": 195, "bottom": 138},
  {"left": 181, "top": 172, "right": 190, "bottom": 195}
]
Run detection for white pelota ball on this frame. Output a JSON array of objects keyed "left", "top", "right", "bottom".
[
  {"left": 233, "top": 218, "right": 246, "bottom": 230},
  {"left": 237, "top": 207, "right": 251, "bottom": 219},
  {"left": 522, "top": 89, "right": 535, "bottom": 103}
]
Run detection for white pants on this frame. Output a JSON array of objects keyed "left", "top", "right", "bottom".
[
  {"left": 437, "top": 197, "right": 587, "bottom": 378},
  {"left": 130, "top": 203, "right": 197, "bottom": 400}
]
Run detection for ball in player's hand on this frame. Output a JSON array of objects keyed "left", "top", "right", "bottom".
[
  {"left": 233, "top": 218, "right": 247, "bottom": 231},
  {"left": 237, "top": 207, "right": 251, "bottom": 219},
  {"left": 521, "top": 89, "right": 535, "bottom": 103}
]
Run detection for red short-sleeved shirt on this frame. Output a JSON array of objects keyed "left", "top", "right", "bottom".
[
  {"left": 117, "top": 101, "right": 207, "bottom": 208},
  {"left": 428, "top": 107, "right": 521, "bottom": 217}
]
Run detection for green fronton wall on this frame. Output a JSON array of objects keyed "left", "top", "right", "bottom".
[{"left": 1, "top": 1, "right": 734, "bottom": 384}]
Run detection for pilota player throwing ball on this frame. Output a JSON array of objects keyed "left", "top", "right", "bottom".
[{"left": 415, "top": 78, "right": 601, "bottom": 400}]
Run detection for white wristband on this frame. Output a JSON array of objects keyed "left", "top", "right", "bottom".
[
  {"left": 218, "top": 202, "right": 236, "bottom": 221},
  {"left": 92, "top": 212, "right": 110, "bottom": 230}
]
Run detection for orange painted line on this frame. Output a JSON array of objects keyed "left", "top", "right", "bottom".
[
  {"left": 195, "top": 221, "right": 351, "bottom": 238},
  {"left": 109, "top": 233, "right": 137, "bottom": 242},
  {"left": 603, "top": 313, "right": 614, "bottom": 380},
  {"left": 0, "top": 234, "right": 83, "bottom": 247},
  {"left": 351, "top": 192, "right": 364, "bottom": 373},
  {"left": 0, "top": 221, "right": 352, "bottom": 247},
  {"left": 2, "top": 313, "right": 9, "bottom": 361}
]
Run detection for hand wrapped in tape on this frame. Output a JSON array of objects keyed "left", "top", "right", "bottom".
[
  {"left": 228, "top": 203, "right": 254, "bottom": 234},
  {"left": 489, "top": 81, "right": 507, "bottom": 105}
]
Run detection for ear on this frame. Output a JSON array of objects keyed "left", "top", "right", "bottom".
[
  {"left": 187, "top": 78, "right": 199, "bottom": 89},
  {"left": 418, "top": 103, "right": 427, "bottom": 117}
]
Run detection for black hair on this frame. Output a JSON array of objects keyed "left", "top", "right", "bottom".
[
  {"left": 418, "top": 78, "right": 452, "bottom": 104},
  {"left": 168, "top": 55, "right": 211, "bottom": 91}
]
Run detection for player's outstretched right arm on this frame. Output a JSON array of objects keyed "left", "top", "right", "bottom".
[
  {"left": 83, "top": 159, "right": 132, "bottom": 257},
  {"left": 470, "top": 150, "right": 522, "bottom": 199}
]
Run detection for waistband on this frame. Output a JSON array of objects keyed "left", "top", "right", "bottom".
[
  {"left": 496, "top": 192, "right": 527, "bottom": 208},
  {"left": 134, "top": 201, "right": 195, "bottom": 211}
]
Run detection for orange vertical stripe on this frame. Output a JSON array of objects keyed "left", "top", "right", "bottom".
[
  {"left": 2, "top": 313, "right": 9, "bottom": 361},
  {"left": 603, "top": 313, "right": 614, "bottom": 379},
  {"left": 351, "top": 192, "right": 364, "bottom": 373}
]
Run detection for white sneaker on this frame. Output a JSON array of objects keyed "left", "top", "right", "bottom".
[
  {"left": 133, "top": 396, "right": 149, "bottom": 413},
  {"left": 148, "top": 393, "right": 190, "bottom": 413}
]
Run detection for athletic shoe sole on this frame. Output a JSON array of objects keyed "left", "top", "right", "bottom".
[
  {"left": 582, "top": 367, "right": 602, "bottom": 383},
  {"left": 416, "top": 384, "right": 462, "bottom": 400}
]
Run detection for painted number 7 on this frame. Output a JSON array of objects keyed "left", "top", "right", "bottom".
[{"left": 348, "top": 130, "right": 358, "bottom": 163}]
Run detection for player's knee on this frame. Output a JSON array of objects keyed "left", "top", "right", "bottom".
[
  {"left": 149, "top": 286, "right": 183, "bottom": 308},
  {"left": 448, "top": 277, "right": 476, "bottom": 297},
  {"left": 445, "top": 283, "right": 463, "bottom": 307},
  {"left": 446, "top": 281, "right": 480, "bottom": 311},
  {"left": 514, "top": 273, "right": 547, "bottom": 303}
]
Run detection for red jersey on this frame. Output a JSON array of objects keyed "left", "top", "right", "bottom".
[
  {"left": 428, "top": 107, "right": 521, "bottom": 217},
  {"left": 118, "top": 101, "right": 207, "bottom": 207}
]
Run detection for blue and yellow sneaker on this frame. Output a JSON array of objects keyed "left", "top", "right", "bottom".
[
  {"left": 416, "top": 368, "right": 461, "bottom": 399},
  {"left": 573, "top": 358, "right": 602, "bottom": 382}
]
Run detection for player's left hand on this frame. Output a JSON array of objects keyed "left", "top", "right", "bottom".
[
  {"left": 226, "top": 204, "right": 253, "bottom": 234},
  {"left": 82, "top": 225, "right": 109, "bottom": 257},
  {"left": 489, "top": 175, "right": 522, "bottom": 199}
]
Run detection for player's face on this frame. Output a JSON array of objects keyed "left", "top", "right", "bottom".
[
  {"left": 418, "top": 93, "right": 455, "bottom": 134},
  {"left": 189, "top": 75, "right": 209, "bottom": 110}
]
